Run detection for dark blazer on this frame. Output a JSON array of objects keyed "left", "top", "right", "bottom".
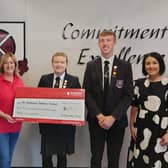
[
  {"left": 83, "top": 56, "right": 133, "bottom": 127},
  {"left": 38, "top": 73, "right": 81, "bottom": 138}
]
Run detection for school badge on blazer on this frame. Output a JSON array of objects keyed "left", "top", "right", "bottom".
[
  {"left": 63, "top": 80, "right": 68, "bottom": 88},
  {"left": 116, "top": 80, "right": 124, "bottom": 88},
  {"left": 112, "top": 65, "right": 118, "bottom": 77}
]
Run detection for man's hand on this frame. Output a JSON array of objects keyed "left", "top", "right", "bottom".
[
  {"left": 97, "top": 114, "right": 116, "bottom": 129},
  {"left": 101, "top": 115, "right": 116, "bottom": 129},
  {"left": 97, "top": 113, "right": 105, "bottom": 126}
]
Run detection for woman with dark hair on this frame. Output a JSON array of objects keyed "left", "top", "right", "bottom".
[
  {"left": 127, "top": 52, "right": 168, "bottom": 168},
  {"left": 0, "top": 52, "right": 24, "bottom": 168}
]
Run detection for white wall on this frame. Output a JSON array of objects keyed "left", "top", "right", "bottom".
[{"left": 0, "top": 0, "right": 168, "bottom": 167}]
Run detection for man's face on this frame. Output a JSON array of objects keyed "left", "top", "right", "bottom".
[
  {"left": 98, "top": 35, "right": 116, "bottom": 59},
  {"left": 52, "top": 55, "right": 67, "bottom": 75}
]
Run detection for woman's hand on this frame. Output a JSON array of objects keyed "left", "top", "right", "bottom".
[
  {"left": 130, "top": 126, "right": 137, "bottom": 141},
  {"left": 160, "top": 132, "right": 168, "bottom": 146},
  {"left": 2, "top": 113, "right": 16, "bottom": 123},
  {"left": 130, "top": 106, "right": 138, "bottom": 141}
]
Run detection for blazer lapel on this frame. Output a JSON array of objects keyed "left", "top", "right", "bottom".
[
  {"left": 62, "top": 73, "right": 72, "bottom": 88},
  {"left": 110, "top": 57, "right": 119, "bottom": 88},
  {"left": 95, "top": 58, "right": 103, "bottom": 90},
  {"left": 48, "top": 73, "right": 55, "bottom": 87}
]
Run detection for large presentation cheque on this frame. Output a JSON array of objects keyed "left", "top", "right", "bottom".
[{"left": 13, "top": 87, "right": 85, "bottom": 126}]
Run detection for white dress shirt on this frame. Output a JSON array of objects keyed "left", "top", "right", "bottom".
[{"left": 53, "top": 72, "right": 65, "bottom": 88}]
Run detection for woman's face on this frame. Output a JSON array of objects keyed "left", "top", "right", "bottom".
[
  {"left": 52, "top": 55, "right": 67, "bottom": 76},
  {"left": 145, "top": 56, "right": 160, "bottom": 77},
  {"left": 3, "top": 57, "right": 15, "bottom": 75}
]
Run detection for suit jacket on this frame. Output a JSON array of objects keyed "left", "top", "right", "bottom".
[
  {"left": 83, "top": 56, "right": 133, "bottom": 127},
  {"left": 38, "top": 73, "right": 81, "bottom": 138}
]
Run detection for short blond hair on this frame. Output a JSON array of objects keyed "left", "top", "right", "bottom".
[
  {"left": 52, "top": 52, "right": 68, "bottom": 63},
  {"left": 0, "top": 52, "right": 19, "bottom": 76},
  {"left": 99, "top": 30, "right": 116, "bottom": 41}
]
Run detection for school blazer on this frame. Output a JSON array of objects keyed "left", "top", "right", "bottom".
[
  {"left": 83, "top": 57, "right": 133, "bottom": 127},
  {"left": 38, "top": 73, "right": 81, "bottom": 137}
]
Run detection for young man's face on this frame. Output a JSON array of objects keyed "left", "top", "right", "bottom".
[
  {"left": 52, "top": 55, "right": 67, "bottom": 75},
  {"left": 98, "top": 34, "right": 116, "bottom": 59}
]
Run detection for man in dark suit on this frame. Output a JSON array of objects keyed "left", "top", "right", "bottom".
[
  {"left": 83, "top": 30, "right": 133, "bottom": 168},
  {"left": 38, "top": 52, "right": 81, "bottom": 168}
]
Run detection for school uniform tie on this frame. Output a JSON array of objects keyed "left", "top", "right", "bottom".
[
  {"left": 104, "top": 60, "right": 110, "bottom": 102},
  {"left": 54, "top": 77, "right": 60, "bottom": 88}
]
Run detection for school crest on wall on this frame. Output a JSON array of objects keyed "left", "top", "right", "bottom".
[{"left": 0, "top": 21, "right": 28, "bottom": 75}]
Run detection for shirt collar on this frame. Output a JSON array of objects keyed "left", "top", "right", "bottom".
[
  {"left": 101, "top": 56, "right": 114, "bottom": 65},
  {"left": 54, "top": 72, "right": 65, "bottom": 80},
  {"left": 0, "top": 74, "right": 18, "bottom": 83}
]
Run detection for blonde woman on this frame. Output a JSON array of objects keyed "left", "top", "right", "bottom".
[{"left": 0, "top": 52, "right": 24, "bottom": 168}]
